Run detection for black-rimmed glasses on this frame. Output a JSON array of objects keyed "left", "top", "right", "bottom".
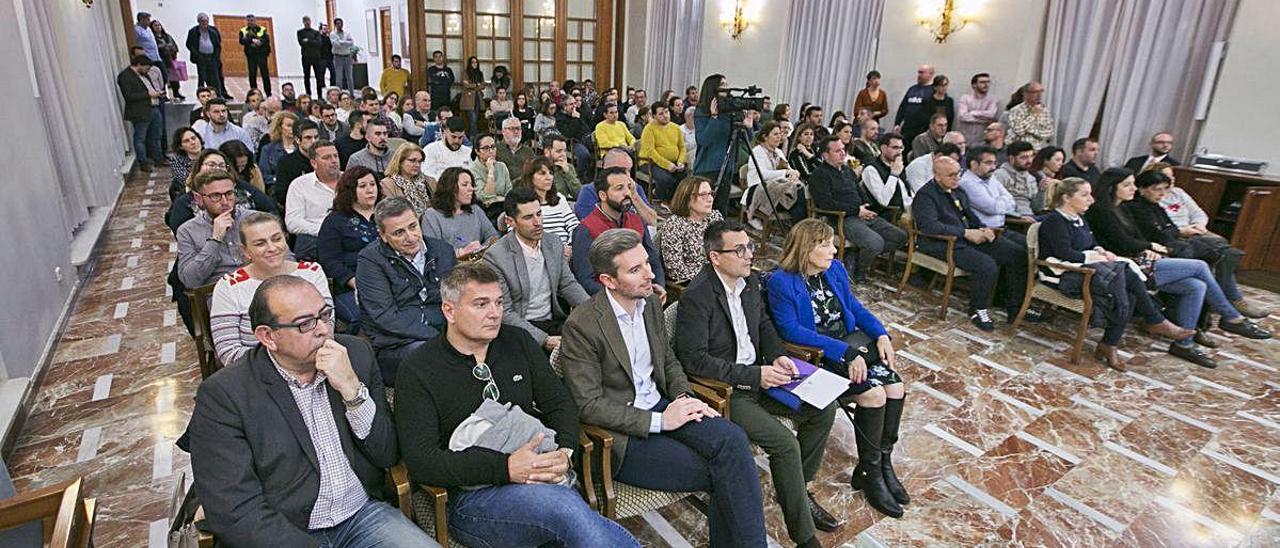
[
  {"left": 712, "top": 242, "right": 756, "bottom": 258},
  {"left": 267, "top": 305, "right": 335, "bottom": 333},
  {"left": 472, "top": 362, "right": 500, "bottom": 401}
]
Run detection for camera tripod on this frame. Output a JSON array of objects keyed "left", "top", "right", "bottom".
[{"left": 711, "top": 112, "right": 787, "bottom": 240}]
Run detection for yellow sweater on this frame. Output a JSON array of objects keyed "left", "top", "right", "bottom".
[
  {"left": 593, "top": 121, "right": 635, "bottom": 157},
  {"left": 639, "top": 122, "right": 686, "bottom": 170},
  {"left": 380, "top": 68, "right": 410, "bottom": 98}
]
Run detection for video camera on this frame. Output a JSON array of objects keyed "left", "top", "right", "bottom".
[{"left": 718, "top": 85, "right": 769, "bottom": 114}]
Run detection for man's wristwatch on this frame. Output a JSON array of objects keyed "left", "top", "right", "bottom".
[{"left": 343, "top": 383, "right": 369, "bottom": 409}]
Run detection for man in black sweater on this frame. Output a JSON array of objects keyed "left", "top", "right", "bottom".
[
  {"left": 807, "top": 135, "right": 907, "bottom": 282},
  {"left": 1062, "top": 137, "right": 1101, "bottom": 184},
  {"left": 297, "top": 16, "right": 325, "bottom": 96},
  {"left": 911, "top": 156, "right": 1042, "bottom": 331},
  {"left": 394, "top": 263, "right": 638, "bottom": 546},
  {"left": 335, "top": 111, "right": 368, "bottom": 170}
]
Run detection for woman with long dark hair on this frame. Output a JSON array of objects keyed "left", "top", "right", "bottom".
[
  {"left": 318, "top": 165, "right": 382, "bottom": 332},
  {"left": 169, "top": 128, "right": 204, "bottom": 200},
  {"left": 420, "top": 166, "right": 499, "bottom": 257},
  {"left": 462, "top": 56, "right": 486, "bottom": 134},
  {"left": 692, "top": 73, "right": 735, "bottom": 213},
  {"left": 219, "top": 140, "right": 267, "bottom": 194},
  {"left": 514, "top": 157, "right": 578, "bottom": 246},
  {"left": 150, "top": 19, "right": 184, "bottom": 101}
]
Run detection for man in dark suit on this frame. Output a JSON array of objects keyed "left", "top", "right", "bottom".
[
  {"left": 559, "top": 228, "right": 767, "bottom": 548},
  {"left": 297, "top": 16, "right": 325, "bottom": 96},
  {"left": 911, "top": 156, "right": 1041, "bottom": 331},
  {"left": 117, "top": 55, "right": 166, "bottom": 171},
  {"left": 483, "top": 188, "right": 589, "bottom": 352},
  {"left": 1124, "top": 132, "right": 1181, "bottom": 173},
  {"left": 673, "top": 220, "right": 839, "bottom": 548},
  {"left": 188, "top": 276, "right": 438, "bottom": 547},
  {"left": 185, "top": 13, "right": 228, "bottom": 99}
]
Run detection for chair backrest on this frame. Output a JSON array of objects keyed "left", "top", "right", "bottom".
[
  {"left": 1024, "top": 222, "right": 1042, "bottom": 271},
  {"left": 663, "top": 301, "right": 679, "bottom": 341},
  {"left": 187, "top": 283, "right": 221, "bottom": 379}
]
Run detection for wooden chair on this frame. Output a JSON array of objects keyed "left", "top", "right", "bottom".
[
  {"left": 804, "top": 193, "right": 900, "bottom": 276},
  {"left": 895, "top": 218, "right": 973, "bottom": 319},
  {"left": 548, "top": 346, "right": 715, "bottom": 520},
  {"left": 0, "top": 478, "right": 96, "bottom": 547},
  {"left": 185, "top": 283, "right": 221, "bottom": 379},
  {"left": 1012, "top": 223, "right": 1095, "bottom": 364}
]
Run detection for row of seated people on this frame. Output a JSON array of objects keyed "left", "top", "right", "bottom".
[{"left": 186, "top": 217, "right": 908, "bottom": 548}]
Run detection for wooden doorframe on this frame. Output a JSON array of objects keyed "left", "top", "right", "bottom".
[
  {"left": 212, "top": 15, "right": 279, "bottom": 78},
  {"left": 379, "top": 8, "right": 393, "bottom": 68}
]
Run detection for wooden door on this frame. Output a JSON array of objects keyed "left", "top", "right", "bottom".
[
  {"left": 1234, "top": 186, "right": 1280, "bottom": 272},
  {"left": 213, "top": 15, "right": 279, "bottom": 77},
  {"left": 380, "top": 8, "right": 393, "bottom": 68}
]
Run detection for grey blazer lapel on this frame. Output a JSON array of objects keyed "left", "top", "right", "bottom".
[{"left": 502, "top": 236, "right": 529, "bottom": 307}]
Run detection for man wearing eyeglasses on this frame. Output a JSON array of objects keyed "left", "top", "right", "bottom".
[
  {"left": 190, "top": 275, "right": 440, "bottom": 548},
  {"left": 356, "top": 197, "right": 456, "bottom": 385},
  {"left": 1124, "top": 132, "right": 1181, "bottom": 173},
  {"left": 395, "top": 262, "right": 638, "bottom": 546},
  {"left": 673, "top": 220, "right": 840, "bottom": 548},
  {"left": 175, "top": 170, "right": 253, "bottom": 290},
  {"left": 560, "top": 228, "right": 767, "bottom": 548}
]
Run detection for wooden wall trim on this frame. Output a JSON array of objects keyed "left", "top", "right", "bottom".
[{"left": 611, "top": 0, "right": 625, "bottom": 90}]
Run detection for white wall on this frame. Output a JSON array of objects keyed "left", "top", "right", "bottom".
[
  {"left": 1196, "top": 0, "right": 1280, "bottom": 173},
  {"left": 133, "top": 0, "right": 326, "bottom": 78},
  {"left": 335, "top": 0, "right": 412, "bottom": 90},
  {"left": 698, "top": 0, "right": 789, "bottom": 95},
  {"left": 872, "top": 0, "right": 1047, "bottom": 123}
]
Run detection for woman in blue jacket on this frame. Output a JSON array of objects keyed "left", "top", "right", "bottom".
[{"left": 766, "top": 219, "right": 907, "bottom": 519}]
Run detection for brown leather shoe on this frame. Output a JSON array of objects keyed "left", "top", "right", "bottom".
[
  {"left": 1232, "top": 299, "right": 1272, "bottom": 319},
  {"left": 1145, "top": 320, "right": 1195, "bottom": 341},
  {"left": 1094, "top": 343, "right": 1124, "bottom": 371}
]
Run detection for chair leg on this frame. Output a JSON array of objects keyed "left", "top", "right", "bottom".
[
  {"left": 940, "top": 272, "right": 955, "bottom": 320},
  {"left": 1011, "top": 292, "right": 1035, "bottom": 331},
  {"left": 897, "top": 259, "right": 914, "bottom": 294}
]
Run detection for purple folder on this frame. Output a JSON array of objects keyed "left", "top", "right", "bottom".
[{"left": 763, "top": 358, "right": 820, "bottom": 410}]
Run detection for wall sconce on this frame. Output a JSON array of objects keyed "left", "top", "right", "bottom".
[
  {"left": 720, "top": 0, "right": 752, "bottom": 40},
  {"left": 917, "top": 0, "right": 979, "bottom": 43}
]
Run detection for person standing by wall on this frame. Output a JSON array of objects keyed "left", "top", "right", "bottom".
[
  {"left": 318, "top": 23, "right": 335, "bottom": 88},
  {"left": 330, "top": 18, "right": 356, "bottom": 93},
  {"left": 297, "top": 16, "right": 325, "bottom": 96},
  {"left": 239, "top": 14, "right": 273, "bottom": 95},
  {"left": 186, "top": 13, "right": 228, "bottom": 100}
]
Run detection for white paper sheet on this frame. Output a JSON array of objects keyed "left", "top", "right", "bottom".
[{"left": 789, "top": 367, "right": 852, "bottom": 408}]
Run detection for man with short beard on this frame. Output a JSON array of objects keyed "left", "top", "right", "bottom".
[
  {"left": 496, "top": 116, "right": 537, "bottom": 181},
  {"left": 991, "top": 141, "right": 1041, "bottom": 216},
  {"left": 1124, "top": 132, "right": 1181, "bottom": 172},
  {"left": 347, "top": 119, "right": 392, "bottom": 177},
  {"left": 272, "top": 119, "right": 320, "bottom": 207},
  {"left": 198, "top": 98, "right": 253, "bottom": 150},
  {"left": 422, "top": 117, "right": 472, "bottom": 181},
  {"left": 336, "top": 111, "right": 367, "bottom": 169},
  {"left": 318, "top": 103, "right": 346, "bottom": 141},
  {"left": 286, "top": 140, "right": 343, "bottom": 258},
  {"left": 983, "top": 122, "right": 1008, "bottom": 164},
  {"left": 570, "top": 167, "right": 665, "bottom": 295}
]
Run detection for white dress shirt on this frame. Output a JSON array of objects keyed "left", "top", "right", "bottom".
[
  {"left": 904, "top": 154, "right": 935, "bottom": 193},
  {"left": 605, "top": 291, "right": 663, "bottom": 433},
  {"left": 718, "top": 274, "right": 756, "bottom": 366},
  {"left": 285, "top": 172, "right": 337, "bottom": 236},
  {"left": 520, "top": 238, "right": 552, "bottom": 321}
]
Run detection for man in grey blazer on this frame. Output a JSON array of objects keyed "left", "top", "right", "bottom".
[
  {"left": 188, "top": 276, "right": 437, "bottom": 548},
  {"left": 559, "top": 228, "right": 767, "bottom": 548},
  {"left": 483, "top": 188, "right": 589, "bottom": 352}
]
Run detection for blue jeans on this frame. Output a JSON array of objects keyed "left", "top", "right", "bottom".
[
  {"left": 132, "top": 106, "right": 164, "bottom": 164},
  {"left": 449, "top": 483, "right": 638, "bottom": 548},
  {"left": 308, "top": 499, "right": 440, "bottom": 548},
  {"left": 614, "top": 399, "right": 767, "bottom": 548},
  {"left": 334, "top": 290, "right": 362, "bottom": 334},
  {"left": 1153, "top": 257, "right": 1241, "bottom": 346}
]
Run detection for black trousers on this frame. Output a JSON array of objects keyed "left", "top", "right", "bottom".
[
  {"left": 921, "top": 234, "right": 1027, "bottom": 312},
  {"left": 246, "top": 55, "right": 271, "bottom": 95},
  {"left": 301, "top": 58, "right": 325, "bottom": 96}
]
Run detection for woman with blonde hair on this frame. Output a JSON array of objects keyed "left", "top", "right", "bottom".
[
  {"left": 257, "top": 111, "right": 299, "bottom": 188},
  {"left": 380, "top": 142, "right": 431, "bottom": 214},
  {"left": 766, "top": 218, "right": 907, "bottom": 519},
  {"left": 657, "top": 176, "right": 723, "bottom": 284}
]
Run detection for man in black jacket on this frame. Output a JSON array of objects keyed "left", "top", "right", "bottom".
[
  {"left": 394, "top": 262, "right": 636, "bottom": 546},
  {"left": 1124, "top": 132, "right": 1181, "bottom": 173},
  {"left": 189, "top": 276, "right": 438, "bottom": 548},
  {"left": 674, "top": 220, "right": 840, "bottom": 548},
  {"left": 356, "top": 198, "right": 456, "bottom": 384},
  {"left": 239, "top": 14, "right": 272, "bottom": 95},
  {"left": 807, "top": 135, "right": 907, "bottom": 282},
  {"left": 118, "top": 55, "right": 167, "bottom": 171},
  {"left": 297, "top": 16, "right": 325, "bottom": 96},
  {"left": 186, "top": 13, "right": 228, "bottom": 99},
  {"left": 911, "top": 156, "right": 1040, "bottom": 331},
  {"left": 1062, "top": 137, "right": 1101, "bottom": 184},
  {"left": 274, "top": 120, "right": 320, "bottom": 208}
]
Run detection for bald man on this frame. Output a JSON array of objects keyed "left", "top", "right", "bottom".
[
  {"left": 909, "top": 156, "right": 1040, "bottom": 331},
  {"left": 893, "top": 64, "right": 935, "bottom": 136}
]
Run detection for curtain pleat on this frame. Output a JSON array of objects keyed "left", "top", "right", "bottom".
[
  {"left": 642, "top": 0, "right": 705, "bottom": 96},
  {"left": 776, "top": 0, "right": 885, "bottom": 118}
]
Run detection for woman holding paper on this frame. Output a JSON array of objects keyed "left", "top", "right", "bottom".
[{"left": 766, "top": 219, "right": 907, "bottom": 519}]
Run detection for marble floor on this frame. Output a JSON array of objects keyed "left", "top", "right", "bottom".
[{"left": 7, "top": 167, "right": 1280, "bottom": 547}]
